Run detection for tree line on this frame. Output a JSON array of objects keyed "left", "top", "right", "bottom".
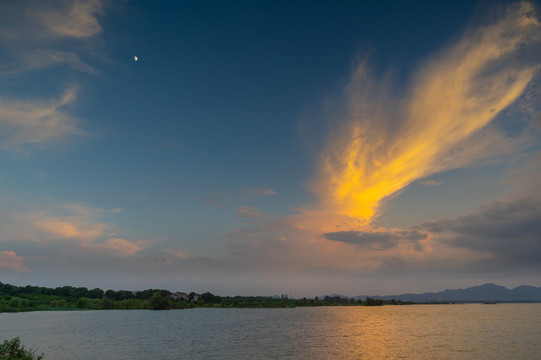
[{"left": 0, "top": 282, "right": 410, "bottom": 312}]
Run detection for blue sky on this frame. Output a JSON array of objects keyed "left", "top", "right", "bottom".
[{"left": 1, "top": 0, "right": 540, "bottom": 296}]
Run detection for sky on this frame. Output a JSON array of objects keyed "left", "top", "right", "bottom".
[{"left": 0, "top": 0, "right": 540, "bottom": 297}]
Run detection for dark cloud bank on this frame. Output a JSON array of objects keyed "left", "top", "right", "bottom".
[
  {"left": 424, "top": 198, "right": 541, "bottom": 267},
  {"left": 325, "top": 198, "right": 541, "bottom": 269}
]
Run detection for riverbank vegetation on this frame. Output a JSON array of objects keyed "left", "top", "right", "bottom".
[
  {"left": 0, "top": 282, "right": 409, "bottom": 312},
  {"left": 0, "top": 338, "right": 43, "bottom": 360}
]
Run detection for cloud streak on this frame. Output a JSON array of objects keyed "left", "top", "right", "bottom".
[
  {"left": 236, "top": 206, "right": 265, "bottom": 219},
  {"left": 244, "top": 188, "right": 276, "bottom": 197},
  {"left": 3, "top": 202, "right": 152, "bottom": 257},
  {"left": 0, "top": 1, "right": 105, "bottom": 153},
  {"left": 0, "top": 0, "right": 103, "bottom": 41},
  {"left": 0, "top": 87, "right": 85, "bottom": 153},
  {"left": 25, "top": 50, "right": 97, "bottom": 75},
  {"left": 419, "top": 179, "right": 442, "bottom": 187},
  {"left": 39, "top": 0, "right": 103, "bottom": 38},
  {"left": 324, "top": 229, "right": 428, "bottom": 251}
]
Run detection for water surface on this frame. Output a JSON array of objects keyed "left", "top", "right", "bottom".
[{"left": 1, "top": 304, "right": 540, "bottom": 359}]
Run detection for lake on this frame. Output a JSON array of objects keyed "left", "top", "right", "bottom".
[{"left": 1, "top": 304, "right": 540, "bottom": 359}]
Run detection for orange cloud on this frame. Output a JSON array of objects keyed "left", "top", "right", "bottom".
[
  {"left": 227, "top": 2, "right": 541, "bottom": 275},
  {"left": 314, "top": 1, "right": 539, "bottom": 223},
  {"left": 0, "top": 250, "right": 27, "bottom": 271},
  {"left": 90, "top": 237, "right": 151, "bottom": 256},
  {"left": 21, "top": 203, "right": 152, "bottom": 256},
  {"left": 33, "top": 216, "right": 109, "bottom": 240}
]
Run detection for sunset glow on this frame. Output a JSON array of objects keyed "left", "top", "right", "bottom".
[{"left": 0, "top": 0, "right": 540, "bottom": 296}]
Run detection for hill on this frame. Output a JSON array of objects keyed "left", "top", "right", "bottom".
[{"left": 352, "top": 283, "right": 541, "bottom": 303}]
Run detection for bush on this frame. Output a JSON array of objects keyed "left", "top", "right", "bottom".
[
  {"left": 0, "top": 337, "right": 44, "bottom": 360},
  {"left": 150, "top": 293, "right": 171, "bottom": 310}
]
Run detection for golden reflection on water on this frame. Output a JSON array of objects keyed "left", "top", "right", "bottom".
[
  {"left": 320, "top": 306, "right": 394, "bottom": 359},
  {"left": 316, "top": 304, "right": 541, "bottom": 359}
]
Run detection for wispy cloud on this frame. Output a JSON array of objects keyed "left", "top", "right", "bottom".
[
  {"left": 236, "top": 206, "right": 264, "bottom": 219},
  {"left": 4, "top": 202, "right": 152, "bottom": 257},
  {"left": 1, "top": 50, "right": 97, "bottom": 77},
  {"left": 91, "top": 237, "right": 149, "bottom": 256},
  {"left": 314, "top": 1, "right": 540, "bottom": 222},
  {"left": 0, "top": 87, "right": 85, "bottom": 153},
  {"left": 0, "top": 1, "right": 105, "bottom": 154},
  {"left": 0, "top": 0, "right": 103, "bottom": 41},
  {"left": 244, "top": 188, "right": 276, "bottom": 197},
  {"left": 419, "top": 179, "right": 442, "bottom": 186},
  {"left": 0, "top": 250, "right": 27, "bottom": 271},
  {"left": 27, "top": 50, "right": 97, "bottom": 74},
  {"left": 39, "top": 0, "right": 103, "bottom": 38}
]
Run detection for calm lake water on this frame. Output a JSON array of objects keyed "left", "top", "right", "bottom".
[{"left": 1, "top": 304, "right": 540, "bottom": 359}]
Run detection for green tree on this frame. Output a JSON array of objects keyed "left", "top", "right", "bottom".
[
  {"left": 0, "top": 283, "right": 18, "bottom": 296},
  {"left": 8, "top": 298, "right": 22, "bottom": 309},
  {"left": 76, "top": 297, "right": 90, "bottom": 308},
  {"left": 112, "top": 290, "right": 135, "bottom": 301},
  {"left": 71, "top": 287, "right": 89, "bottom": 299},
  {"left": 365, "top": 297, "right": 384, "bottom": 306},
  {"left": 88, "top": 288, "right": 104, "bottom": 299},
  {"left": 54, "top": 286, "right": 74, "bottom": 297},
  {"left": 100, "top": 298, "right": 114, "bottom": 309},
  {"left": 0, "top": 338, "right": 44, "bottom": 360},
  {"left": 150, "top": 293, "right": 171, "bottom": 310},
  {"left": 200, "top": 292, "right": 221, "bottom": 304}
]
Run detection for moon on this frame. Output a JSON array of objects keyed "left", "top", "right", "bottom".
[{"left": 134, "top": 56, "right": 138, "bottom": 61}]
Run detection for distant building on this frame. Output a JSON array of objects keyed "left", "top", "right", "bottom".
[{"left": 170, "top": 292, "right": 190, "bottom": 301}]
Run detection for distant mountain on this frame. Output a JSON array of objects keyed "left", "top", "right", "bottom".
[
  {"left": 328, "top": 293, "right": 350, "bottom": 299},
  {"left": 352, "top": 283, "right": 541, "bottom": 303},
  {"left": 317, "top": 293, "right": 351, "bottom": 299}
]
